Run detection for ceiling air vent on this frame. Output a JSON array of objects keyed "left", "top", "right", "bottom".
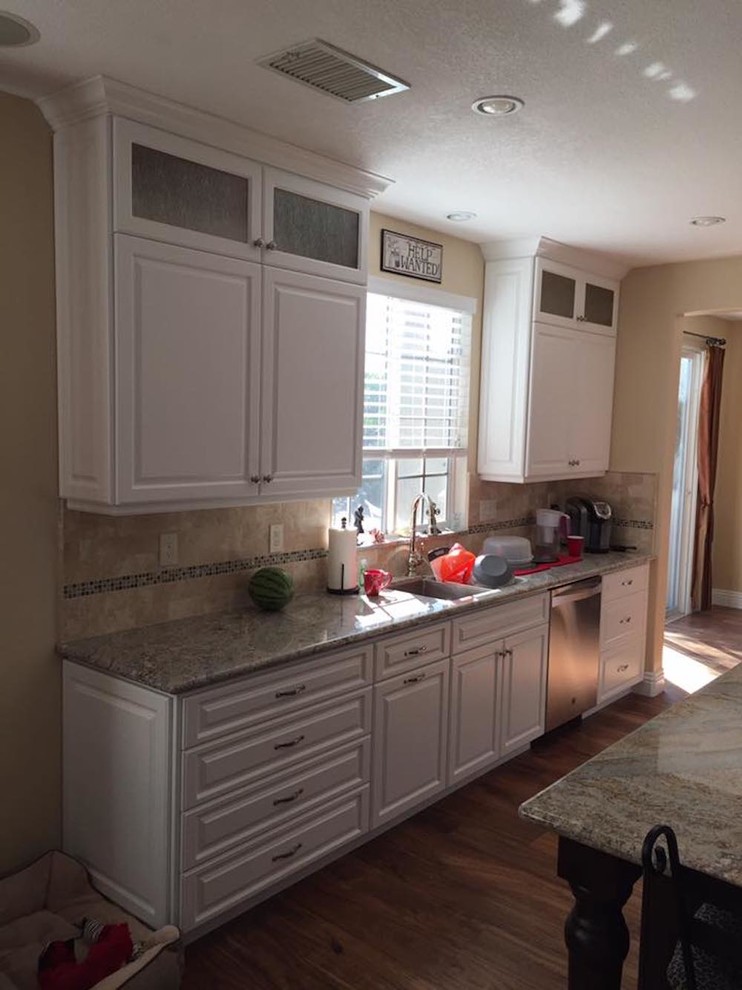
[{"left": 258, "top": 38, "right": 410, "bottom": 103}]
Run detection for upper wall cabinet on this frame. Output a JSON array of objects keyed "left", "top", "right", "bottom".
[
  {"left": 42, "top": 77, "right": 389, "bottom": 513},
  {"left": 114, "top": 119, "right": 369, "bottom": 284},
  {"left": 477, "top": 239, "right": 627, "bottom": 484}
]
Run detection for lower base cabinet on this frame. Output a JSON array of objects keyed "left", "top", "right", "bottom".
[{"left": 371, "top": 657, "right": 449, "bottom": 826}]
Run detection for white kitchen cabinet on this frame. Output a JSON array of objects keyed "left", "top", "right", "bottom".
[
  {"left": 448, "top": 621, "right": 548, "bottom": 783},
  {"left": 597, "top": 562, "right": 649, "bottom": 704},
  {"left": 534, "top": 257, "right": 618, "bottom": 335},
  {"left": 371, "top": 657, "right": 449, "bottom": 827},
  {"left": 114, "top": 119, "right": 368, "bottom": 284},
  {"left": 63, "top": 663, "right": 173, "bottom": 928},
  {"left": 260, "top": 268, "right": 365, "bottom": 497},
  {"left": 44, "top": 77, "right": 385, "bottom": 513},
  {"left": 115, "top": 235, "right": 262, "bottom": 504},
  {"left": 478, "top": 237, "right": 625, "bottom": 483},
  {"left": 526, "top": 323, "right": 616, "bottom": 479}
]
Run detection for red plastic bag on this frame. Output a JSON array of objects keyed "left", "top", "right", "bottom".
[{"left": 437, "top": 543, "right": 476, "bottom": 584}]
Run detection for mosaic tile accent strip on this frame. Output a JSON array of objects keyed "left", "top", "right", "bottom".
[
  {"left": 468, "top": 517, "right": 532, "bottom": 534},
  {"left": 613, "top": 519, "right": 654, "bottom": 530},
  {"left": 63, "top": 548, "right": 328, "bottom": 599}
]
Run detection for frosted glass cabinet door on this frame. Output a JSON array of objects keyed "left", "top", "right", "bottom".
[
  {"left": 114, "top": 118, "right": 262, "bottom": 261},
  {"left": 262, "top": 170, "right": 368, "bottom": 284},
  {"left": 115, "top": 235, "right": 261, "bottom": 504},
  {"left": 260, "top": 268, "right": 365, "bottom": 497}
]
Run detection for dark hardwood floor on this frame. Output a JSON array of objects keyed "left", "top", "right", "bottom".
[
  {"left": 665, "top": 605, "right": 742, "bottom": 675},
  {"left": 184, "top": 687, "right": 686, "bottom": 990}
]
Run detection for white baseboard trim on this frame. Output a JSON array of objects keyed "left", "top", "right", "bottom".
[
  {"left": 712, "top": 588, "right": 742, "bottom": 609},
  {"left": 633, "top": 669, "right": 666, "bottom": 697}
]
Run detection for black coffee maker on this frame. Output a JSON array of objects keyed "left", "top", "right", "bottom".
[{"left": 565, "top": 496, "right": 613, "bottom": 553}]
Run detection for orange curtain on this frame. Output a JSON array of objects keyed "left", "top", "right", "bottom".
[{"left": 691, "top": 344, "right": 725, "bottom": 611}]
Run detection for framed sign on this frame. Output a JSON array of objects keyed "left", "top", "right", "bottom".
[{"left": 380, "top": 229, "right": 443, "bottom": 283}]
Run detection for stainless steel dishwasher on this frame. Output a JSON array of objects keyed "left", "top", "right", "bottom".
[{"left": 546, "top": 577, "right": 602, "bottom": 731}]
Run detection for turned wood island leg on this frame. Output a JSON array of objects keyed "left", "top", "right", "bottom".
[{"left": 557, "top": 837, "right": 642, "bottom": 990}]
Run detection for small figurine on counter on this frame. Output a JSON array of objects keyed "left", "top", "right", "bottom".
[
  {"left": 353, "top": 505, "right": 365, "bottom": 535},
  {"left": 427, "top": 500, "right": 442, "bottom": 535},
  {"left": 368, "top": 527, "right": 385, "bottom": 544}
]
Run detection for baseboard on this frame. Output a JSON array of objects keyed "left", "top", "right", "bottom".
[
  {"left": 712, "top": 588, "right": 742, "bottom": 609},
  {"left": 633, "top": 669, "right": 666, "bottom": 697}
]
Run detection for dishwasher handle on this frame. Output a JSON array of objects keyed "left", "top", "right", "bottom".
[{"left": 551, "top": 577, "right": 602, "bottom": 607}]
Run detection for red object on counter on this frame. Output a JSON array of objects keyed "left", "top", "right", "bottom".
[{"left": 513, "top": 554, "right": 583, "bottom": 576}]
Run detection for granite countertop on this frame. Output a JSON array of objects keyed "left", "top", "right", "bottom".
[
  {"left": 520, "top": 665, "right": 742, "bottom": 888},
  {"left": 59, "top": 552, "right": 651, "bottom": 696}
]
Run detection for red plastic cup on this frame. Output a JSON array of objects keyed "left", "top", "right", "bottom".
[
  {"left": 567, "top": 535, "right": 585, "bottom": 558},
  {"left": 364, "top": 568, "right": 392, "bottom": 596}
]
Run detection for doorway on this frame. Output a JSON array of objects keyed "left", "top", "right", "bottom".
[{"left": 666, "top": 344, "right": 705, "bottom": 620}]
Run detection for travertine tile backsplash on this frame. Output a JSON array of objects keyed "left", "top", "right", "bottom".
[{"left": 60, "top": 471, "right": 657, "bottom": 640}]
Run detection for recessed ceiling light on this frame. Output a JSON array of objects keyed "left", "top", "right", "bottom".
[
  {"left": 472, "top": 95, "right": 524, "bottom": 117},
  {"left": 0, "top": 10, "right": 40, "bottom": 46},
  {"left": 447, "top": 211, "right": 477, "bottom": 222},
  {"left": 690, "top": 216, "right": 726, "bottom": 227}
]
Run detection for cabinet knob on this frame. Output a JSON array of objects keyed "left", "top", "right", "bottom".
[
  {"left": 266, "top": 240, "right": 278, "bottom": 250},
  {"left": 262, "top": 474, "right": 273, "bottom": 483},
  {"left": 617, "top": 664, "right": 629, "bottom": 673},
  {"left": 250, "top": 474, "right": 260, "bottom": 484},
  {"left": 253, "top": 237, "right": 265, "bottom": 248}
]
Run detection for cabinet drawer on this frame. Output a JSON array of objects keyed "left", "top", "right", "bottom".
[
  {"left": 602, "top": 563, "right": 649, "bottom": 602},
  {"left": 374, "top": 622, "right": 450, "bottom": 680},
  {"left": 181, "top": 787, "right": 369, "bottom": 931},
  {"left": 182, "top": 737, "right": 370, "bottom": 870},
  {"left": 601, "top": 591, "right": 647, "bottom": 647},
  {"left": 182, "top": 690, "right": 371, "bottom": 809},
  {"left": 599, "top": 636, "right": 644, "bottom": 701},
  {"left": 451, "top": 593, "right": 549, "bottom": 654},
  {"left": 182, "top": 645, "right": 373, "bottom": 748}
]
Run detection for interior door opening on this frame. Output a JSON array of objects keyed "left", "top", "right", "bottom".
[{"left": 666, "top": 344, "right": 705, "bottom": 621}]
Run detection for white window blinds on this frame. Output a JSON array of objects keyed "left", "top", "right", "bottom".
[{"left": 364, "top": 293, "right": 471, "bottom": 453}]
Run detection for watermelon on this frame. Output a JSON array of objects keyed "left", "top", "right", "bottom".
[{"left": 248, "top": 567, "right": 295, "bottom": 611}]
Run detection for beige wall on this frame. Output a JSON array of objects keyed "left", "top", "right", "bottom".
[
  {"left": 612, "top": 257, "right": 742, "bottom": 675},
  {"left": 712, "top": 321, "right": 742, "bottom": 592},
  {"left": 0, "top": 93, "right": 59, "bottom": 871}
]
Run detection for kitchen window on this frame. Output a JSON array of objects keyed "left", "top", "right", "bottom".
[{"left": 333, "top": 283, "right": 473, "bottom": 537}]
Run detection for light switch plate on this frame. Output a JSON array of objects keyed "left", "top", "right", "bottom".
[
  {"left": 159, "top": 532, "right": 178, "bottom": 567},
  {"left": 269, "top": 524, "right": 284, "bottom": 553}
]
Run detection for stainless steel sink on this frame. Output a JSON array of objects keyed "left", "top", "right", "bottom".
[{"left": 391, "top": 577, "right": 492, "bottom": 600}]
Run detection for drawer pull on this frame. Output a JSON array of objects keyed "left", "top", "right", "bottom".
[
  {"left": 621, "top": 579, "right": 634, "bottom": 587},
  {"left": 403, "top": 646, "right": 428, "bottom": 658},
  {"left": 273, "top": 787, "right": 305, "bottom": 807},
  {"left": 275, "top": 684, "right": 307, "bottom": 699},
  {"left": 617, "top": 663, "right": 629, "bottom": 673},
  {"left": 403, "top": 673, "right": 426, "bottom": 685},
  {"left": 619, "top": 617, "right": 632, "bottom": 625},
  {"left": 272, "top": 841, "right": 303, "bottom": 862},
  {"left": 274, "top": 734, "right": 305, "bottom": 751}
]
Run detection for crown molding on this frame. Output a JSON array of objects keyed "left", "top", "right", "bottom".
[
  {"left": 37, "top": 75, "right": 393, "bottom": 200},
  {"left": 480, "top": 235, "right": 630, "bottom": 280}
]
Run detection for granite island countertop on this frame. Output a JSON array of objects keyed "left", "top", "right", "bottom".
[
  {"left": 59, "top": 551, "right": 651, "bottom": 695},
  {"left": 520, "top": 663, "right": 742, "bottom": 888}
]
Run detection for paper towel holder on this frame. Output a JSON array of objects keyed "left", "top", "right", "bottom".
[{"left": 327, "top": 517, "right": 360, "bottom": 595}]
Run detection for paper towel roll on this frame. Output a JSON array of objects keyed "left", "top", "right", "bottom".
[{"left": 327, "top": 526, "right": 358, "bottom": 594}]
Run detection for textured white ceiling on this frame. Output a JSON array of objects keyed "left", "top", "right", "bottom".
[{"left": 2, "top": 0, "right": 741, "bottom": 268}]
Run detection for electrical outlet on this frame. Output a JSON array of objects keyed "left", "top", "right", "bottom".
[
  {"left": 269, "top": 524, "right": 284, "bottom": 553},
  {"left": 159, "top": 532, "right": 178, "bottom": 567}
]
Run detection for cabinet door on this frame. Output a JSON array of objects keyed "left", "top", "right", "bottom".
[
  {"left": 261, "top": 268, "right": 365, "bottom": 497},
  {"left": 534, "top": 258, "right": 577, "bottom": 328},
  {"left": 263, "top": 169, "right": 368, "bottom": 283},
  {"left": 449, "top": 645, "right": 499, "bottom": 785},
  {"left": 499, "top": 624, "right": 548, "bottom": 756},
  {"left": 525, "top": 323, "right": 574, "bottom": 478},
  {"left": 579, "top": 274, "right": 619, "bottom": 334},
  {"left": 568, "top": 331, "right": 616, "bottom": 476},
  {"left": 115, "top": 235, "right": 261, "bottom": 504},
  {"left": 114, "top": 118, "right": 262, "bottom": 261},
  {"left": 372, "top": 658, "right": 449, "bottom": 827}
]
